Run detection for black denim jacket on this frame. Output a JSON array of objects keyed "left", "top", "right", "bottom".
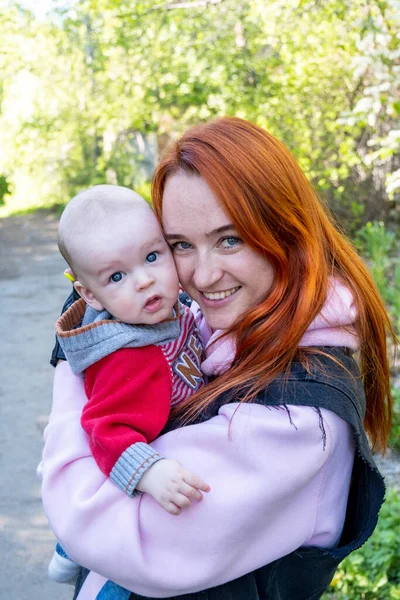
[{"left": 146, "top": 348, "right": 384, "bottom": 600}]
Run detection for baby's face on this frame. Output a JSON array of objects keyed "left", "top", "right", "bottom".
[{"left": 75, "top": 205, "right": 179, "bottom": 325}]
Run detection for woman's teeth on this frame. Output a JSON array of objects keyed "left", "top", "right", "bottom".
[{"left": 203, "top": 287, "right": 240, "bottom": 300}]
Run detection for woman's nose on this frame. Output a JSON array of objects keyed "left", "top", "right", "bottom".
[
  {"left": 193, "top": 252, "right": 222, "bottom": 290},
  {"left": 135, "top": 270, "right": 155, "bottom": 292}
]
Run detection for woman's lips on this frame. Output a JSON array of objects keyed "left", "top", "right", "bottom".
[{"left": 144, "top": 295, "right": 162, "bottom": 313}]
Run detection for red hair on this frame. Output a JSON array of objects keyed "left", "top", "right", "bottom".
[{"left": 152, "top": 117, "right": 396, "bottom": 453}]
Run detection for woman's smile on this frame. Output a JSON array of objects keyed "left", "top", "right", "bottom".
[{"left": 201, "top": 286, "right": 241, "bottom": 301}]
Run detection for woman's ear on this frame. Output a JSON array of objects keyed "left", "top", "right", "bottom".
[{"left": 73, "top": 280, "right": 105, "bottom": 312}]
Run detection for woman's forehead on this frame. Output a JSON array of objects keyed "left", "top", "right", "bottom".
[{"left": 161, "top": 173, "right": 230, "bottom": 235}]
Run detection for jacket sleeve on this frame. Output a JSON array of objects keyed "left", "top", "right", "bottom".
[
  {"left": 40, "top": 361, "right": 352, "bottom": 598},
  {"left": 81, "top": 347, "right": 172, "bottom": 495}
]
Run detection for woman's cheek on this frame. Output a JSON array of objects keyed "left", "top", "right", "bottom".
[{"left": 173, "top": 255, "right": 192, "bottom": 289}]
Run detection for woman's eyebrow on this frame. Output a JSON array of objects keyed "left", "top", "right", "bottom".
[{"left": 165, "top": 224, "right": 235, "bottom": 240}]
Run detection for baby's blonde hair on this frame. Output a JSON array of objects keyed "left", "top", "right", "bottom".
[{"left": 58, "top": 184, "right": 147, "bottom": 274}]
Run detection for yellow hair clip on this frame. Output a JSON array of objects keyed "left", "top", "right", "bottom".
[{"left": 64, "top": 271, "right": 75, "bottom": 283}]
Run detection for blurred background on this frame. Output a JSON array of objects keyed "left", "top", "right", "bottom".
[{"left": 0, "top": 0, "right": 399, "bottom": 598}]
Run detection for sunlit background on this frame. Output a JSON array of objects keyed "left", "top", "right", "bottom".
[{"left": 1, "top": 0, "right": 399, "bottom": 227}]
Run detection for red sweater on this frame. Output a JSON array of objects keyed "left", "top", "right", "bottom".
[
  {"left": 80, "top": 309, "right": 204, "bottom": 478},
  {"left": 82, "top": 346, "right": 172, "bottom": 476}
]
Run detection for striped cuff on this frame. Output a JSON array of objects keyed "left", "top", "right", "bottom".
[{"left": 110, "top": 442, "right": 164, "bottom": 497}]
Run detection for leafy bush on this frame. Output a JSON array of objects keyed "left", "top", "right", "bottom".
[
  {"left": 322, "top": 487, "right": 400, "bottom": 599},
  {"left": 355, "top": 221, "right": 400, "bottom": 451},
  {"left": 355, "top": 221, "right": 400, "bottom": 334}
]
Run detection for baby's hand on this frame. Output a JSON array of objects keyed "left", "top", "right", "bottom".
[{"left": 136, "top": 459, "right": 210, "bottom": 515}]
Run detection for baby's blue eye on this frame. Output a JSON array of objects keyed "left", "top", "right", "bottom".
[
  {"left": 110, "top": 272, "right": 123, "bottom": 282},
  {"left": 146, "top": 252, "right": 158, "bottom": 263}
]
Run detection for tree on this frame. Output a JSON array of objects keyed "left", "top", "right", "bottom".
[{"left": 0, "top": 0, "right": 398, "bottom": 227}]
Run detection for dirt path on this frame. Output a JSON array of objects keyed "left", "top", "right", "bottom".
[
  {"left": 0, "top": 211, "right": 399, "bottom": 599},
  {"left": 0, "top": 212, "right": 71, "bottom": 599}
]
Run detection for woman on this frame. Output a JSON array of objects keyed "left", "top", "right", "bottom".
[{"left": 41, "top": 117, "right": 394, "bottom": 600}]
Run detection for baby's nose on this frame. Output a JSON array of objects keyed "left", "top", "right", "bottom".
[{"left": 135, "top": 271, "right": 155, "bottom": 292}]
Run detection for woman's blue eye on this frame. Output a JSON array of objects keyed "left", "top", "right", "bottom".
[
  {"left": 146, "top": 252, "right": 158, "bottom": 263},
  {"left": 222, "top": 236, "right": 241, "bottom": 248},
  {"left": 173, "top": 241, "right": 192, "bottom": 251},
  {"left": 110, "top": 272, "right": 123, "bottom": 282}
]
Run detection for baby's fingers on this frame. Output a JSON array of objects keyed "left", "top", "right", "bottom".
[
  {"left": 179, "top": 482, "right": 203, "bottom": 502},
  {"left": 183, "top": 471, "right": 211, "bottom": 493},
  {"left": 163, "top": 501, "right": 182, "bottom": 516},
  {"left": 173, "top": 493, "right": 193, "bottom": 509}
]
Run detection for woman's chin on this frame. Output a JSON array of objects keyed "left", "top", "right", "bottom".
[{"left": 198, "top": 305, "right": 237, "bottom": 332}]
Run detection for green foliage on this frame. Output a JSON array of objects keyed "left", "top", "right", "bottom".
[
  {"left": 134, "top": 180, "right": 151, "bottom": 204},
  {"left": 0, "top": 174, "right": 11, "bottom": 205},
  {"left": 337, "top": 0, "right": 400, "bottom": 207},
  {"left": 355, "top": 221, "right": 396, "bottom": 297},
  {"left": 355, "top": 221, "right": 400, "bottom": 333},
  {"left": 322, "top": 487, "right": 400, "bottom": 599},
  {"left": 355, "top": 221, "right": 400, "bottom": 452},
  {"left": 391, "top": 387, "right": 400, "bottom": 454},
  {"left": 1, "top": 0, "right": 399, "bottom": 219}
]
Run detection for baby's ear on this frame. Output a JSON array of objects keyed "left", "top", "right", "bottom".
[{"left": 73, "top": 280, "right": 105, "bottom": 312}]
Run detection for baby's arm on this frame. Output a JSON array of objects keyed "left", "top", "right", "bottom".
[{"left": 82, "top": 347, "right": 209, "bottom": 513}]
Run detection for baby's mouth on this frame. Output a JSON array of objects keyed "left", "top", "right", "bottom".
[{"left": 144, "top": 295, "right": 162, "bottom": 311}]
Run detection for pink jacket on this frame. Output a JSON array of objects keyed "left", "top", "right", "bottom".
[{"left": 39, "top": 280, "right": 357, "bottom": 599}]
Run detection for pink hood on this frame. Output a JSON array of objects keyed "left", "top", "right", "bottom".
[{"left": 197, "top": 277, "right": 359, "bottom": 376}]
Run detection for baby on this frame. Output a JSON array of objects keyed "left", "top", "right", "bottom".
[{"left": 49, "top": 184, "right": 209, "bottom": 584}]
